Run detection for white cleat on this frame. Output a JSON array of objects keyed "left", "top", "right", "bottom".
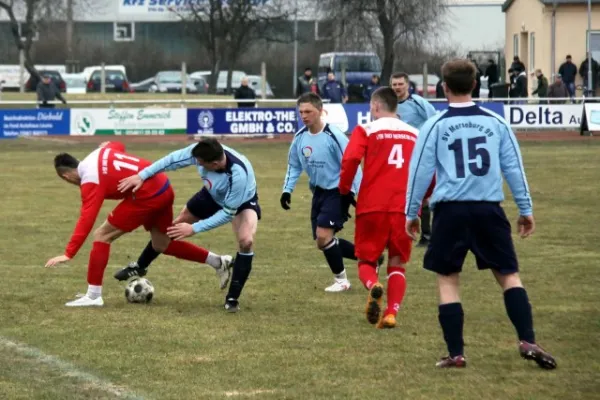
[
  {"left": 324, "top": 279, "right": 351, "bottom": 292},
  {"left": 65, "top": 295, "right": 104, "bottom": 307},
  {"left": 216, "top": 255, "right": 234, "bottom": 290}
]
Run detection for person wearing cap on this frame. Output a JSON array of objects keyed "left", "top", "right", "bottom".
[{"left": 37, "top": 73, "right": 67, "bottom": 109}]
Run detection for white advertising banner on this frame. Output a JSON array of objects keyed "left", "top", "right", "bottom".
[
  {"left": 70, "top": 108, "right": 187, "bottom": 135},
  {"left": 584, "top": 103, "right": 600, "bottom": 131},
  {"left": 504, "top": 104, "right": 583, "bottom": 129}
]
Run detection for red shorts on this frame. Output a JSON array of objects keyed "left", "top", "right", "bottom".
[
  {"left": 108, "top": 185, "right": 174, "bottom": 233},
  {"left": 355, "top": 212, "right": 412, "bottom": 264}
]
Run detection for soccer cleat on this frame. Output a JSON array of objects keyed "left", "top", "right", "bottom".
[
  {"left": 224, "top": 298, "right": 240, "bottom": 313},
  {"left": 377, "top": 314, "right": 397, "bottom": 329},
  {"left": 324, "top": 279, "right": 351, "bottom": 292},
  {"left": 365, "top": 283, "right": 384, "bottom": 324},
  {"left": 519, "top": 341, "right": 557, "bottom": 369},
  {"left": 376, "top": 254, "right": 385, "bottom": 274},
  {"left": 65, "top": 295, "right": 104, "bottom": 307},
  {"left": 436, "top": 355, "right": 467, "bottom": 368},
  {"left": 114, "top": 262, "right": 147, "bottom": 282},
  {"left": 216, "top": 255, "right": 234, "bottom": 290},
  {"left": 416, "top": 236, "right": 430, "bottom": 248}
]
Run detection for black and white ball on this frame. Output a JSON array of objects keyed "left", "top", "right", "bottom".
[{"left": 125, "top": 278, "right": 154, "bottom": 303}]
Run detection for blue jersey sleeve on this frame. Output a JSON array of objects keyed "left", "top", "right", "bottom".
[
  {"left": 139, "top": 144, "right": 197, "bottom": 180},
  {"left": 406, "top": 118, "right": 439, "bottom": 219},
  {"left": 418, "top": 96, "right": 437, "bottom": 120},
  {"left": 192, "top": 165, "right": 247, "bottom": 233},
  {"left": 282, "top": 135, "right": 303, "bottom": 193},
  {"left": 499, "top": 123, "right": 533, "bottom": 216}
]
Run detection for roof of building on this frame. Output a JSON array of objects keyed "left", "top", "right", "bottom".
[{"left": 503, "top": 0, "right": 600, "bottom": 12}]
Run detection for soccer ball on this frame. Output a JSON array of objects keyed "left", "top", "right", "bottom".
[{"left": 125, "top": 278, "right": 154, "bottom": 304}]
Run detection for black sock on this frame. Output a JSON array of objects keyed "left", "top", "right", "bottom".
[
  {"left": 322, "top": 239, "right": 345, "bottom": 275},
  {"left": 503, "top": 287, "right": 536, "bottom": 343},
  {"left": 137, "top": 241, "right": 161, "bottom": 270},
  {"left": 438, "top": 302, "right": 465, "bottom": 358},
  {"left": 337, "top": 238, "right": 357, "bottom": 260},
  {"left": 421, "top": 205, "right": 431, "bottom": 238},
  {"left": 226, "top": 252, "right": 254, "bottom": 301}
]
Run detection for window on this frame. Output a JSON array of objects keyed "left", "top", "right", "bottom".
[
  {"left": 18, "top": 22, "right": 39, "bottom": 42},
  {"left": 513, "top": 34, "right": 519, "bottom": 57},
  {"left": 588, "top": 31, "right": 600, "bottom": 62},
  {"left": 315, "top": 20, "right": 333, "bottom": 41},
  {"left": 529, "top": 32, "right": 535, "bottom": 70},
  {"left": 318, "top": 56, "right": 332, "bottom": 74},
  {"left": 114, "top": 22, "right": 135, "bottom": 42},
  {"left": 333, "top": 55, "right": 381, "bottom": 73}
]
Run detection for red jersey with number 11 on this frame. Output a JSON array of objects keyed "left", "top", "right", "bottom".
[{"left": 339, "top": 117, "right": 419, "bottom": 215}]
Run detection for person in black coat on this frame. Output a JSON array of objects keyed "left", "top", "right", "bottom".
[
  {"left": 436, "top": 78, "right": 445, "bottom": 99},
  {"left": 485, "top": 58, "right": 499, "bottom": 85},
  {"left": 234, "top": 76, "right": 256, "bottom": 108}
]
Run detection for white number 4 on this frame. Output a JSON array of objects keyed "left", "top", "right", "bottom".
[
  {"left": 388, "top": 144, "right": 404, "bottom": 168},
  {"left": 113, "top": 153, "right": 140, "bottom": 172}
]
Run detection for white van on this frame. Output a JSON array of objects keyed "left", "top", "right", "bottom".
[{"left": 82, "top": 65, "right": 128, "bottom": 81}]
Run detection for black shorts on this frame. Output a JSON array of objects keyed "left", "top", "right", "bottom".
[
  {"left": 186, "top": 188, "right": 262, "bottom": 220},
  {"left": 310, "top": 187, "right": 346, "bottom": 240},
  {"left": 424, "top": 201, "right": 518, "bottom": 275}
]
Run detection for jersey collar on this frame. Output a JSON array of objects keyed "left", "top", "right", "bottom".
[{"left": 448, "top": 101, "right": 476, "bottom": 108}]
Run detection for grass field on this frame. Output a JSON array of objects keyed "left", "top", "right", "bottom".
[{"left": 0, "top": 138, "right": 599, "bottom": 399}]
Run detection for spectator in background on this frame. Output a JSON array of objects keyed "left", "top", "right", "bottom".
[
  {"left": 321, "top": 71, "right": 347, "bottom": 104},
  {"left": 548, "top": 74, "right": 569, "bottom": 104},
  {"left": 234, "top": 76, "right": 256, "bottom": 108},
  {"left": 362, "top": 74, "right": 381, "bottom": 101},
  {"left": 296, "top": 67, "right": 319, "bottom": 98},
  {"left": 37, "top": 74, "right": 66, "bottom": 109},
  {"left": 485, "top": 58, "right": 499, "bottom": 86},
  {"left": 511, "top": 56, "right": 526, "bottom": 73},
  {"left": 531, "top": 69, "right": 548, "bottom": 104},
  {"left": 513, "top": 67, "right": 528, "bottom": 104},
  {"left": 508, "top": 68, "right": 518, "bottom": 99},
  {"left": 558, "top": 55, "right": 577, "bottom": 98},
  {"left": 436, "top": 78, "right": 445, "bottom": 99},
  {"left": 579, "top": 56, "right": 600, "bottom": 95},
  {"left": 408, "top": 80, "right": 417, "bottom": 95},
  {"left": 471, "top": 60, "right": 482, "bottom": 99}
]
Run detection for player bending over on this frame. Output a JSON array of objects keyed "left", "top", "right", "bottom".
[
  {"left": 45, "top": 141, "right": 232, "bottom": 307},
  {"left": 339, "top": 87, "right": 429, "bottom": 328},
  {"left": 405, "top": 59, "right": 556, "bottom": 369},
  {"left": 117, "top": 138, "right": 260, "bottom": 313}
]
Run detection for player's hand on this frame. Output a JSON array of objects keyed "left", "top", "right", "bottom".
[
  {"left": 118, "top": 174, "right": 144, "bottom": 193},
  {"left": 340, "top": 192, "right": 356, "bottom": 220},
  {"left": 167, "top": 223, "right": 195, "bottom": 240},
  {"left": 405, "top": 219, "right": 421, "bottom": 241},
  {"left": 45, "top": 255, "right": 71, "bottom": 268},
  {"left": 280, "top": 192, "right": 291, "bottom": 210},
  {"left": 517, "top": 215, "right": 535, "bottom": 238}
]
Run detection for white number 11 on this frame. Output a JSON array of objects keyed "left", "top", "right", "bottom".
[
  {"left": 113, "top": 153, "right": 140, "bottom": 172},
  {"left": 388, "top": 144, "right": 404, "bottom": 168}
]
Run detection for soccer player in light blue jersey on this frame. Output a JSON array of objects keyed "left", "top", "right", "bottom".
[
  {"left": 404, "top": 59, "right": 556, "bottom": 369},
  {"left": 391, "top": 72, "right": 437, "bottom": 247},
  {"left": 116, "top": 138, "right": 260, "bottom": 313},
  {"left": 281, "top": 92, "right": 368, "bottom": 292}
]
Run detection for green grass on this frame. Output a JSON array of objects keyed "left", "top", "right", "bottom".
[{"left": 0, "top": 139, "right": 599, "bottom": 399}]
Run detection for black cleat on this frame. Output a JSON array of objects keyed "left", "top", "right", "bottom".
[
  {"left": 224, "top": 298, "right": 240, "bottom": 313},
  {"left": 365, "top": 283, "right": 384, "bottom": 325},
  {"left": 377, "top": 254, "right": 385, "bottom": 267},
  {"left": 114, "top": 262, "right": 147, "bottom": 282},
  {"left": 416, "top": 236, "right": 430, "bottom": 248},
  {"left": 519, "top": 341, "right": 557, "bottom": 369}
]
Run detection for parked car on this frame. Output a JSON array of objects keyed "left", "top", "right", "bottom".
[
  {"left": 190, "top": 70, "right": 247, "bottom": 94},
  {"left": 246, "top": 75, "right": 274, "bottom": 98},
  {"left": 318, "top": 52, "right": 382, "bottom": 103},
  {"left": 25, "top": 70, "right": 66, "bottom": 92},
  {"left": 87, "top": 69, "right": 131, "bottom": 92},
  {"left": 193, "top": 75, "right": 209, "bottom": 94},
  {"left": 130, "top": 77, "right": 155, "bottom": 93},
  {"left": 143, "top": 71, "right": 198, "bottom": 93},
  {"left": 408, "top": 74, "right": 439, "bottom": 97},
  {"left": 61, "top": 73, "right": 87, "bottom": 94}
]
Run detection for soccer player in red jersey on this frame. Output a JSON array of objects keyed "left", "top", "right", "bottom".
[
  {"left": 44, "top": 141, "right": 231, "bottom": 307},
  {"left": 339, "top": 87, "right": 424, "bottom": 329}
]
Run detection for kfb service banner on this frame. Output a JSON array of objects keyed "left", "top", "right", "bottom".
[
  {"left": 187, "top": 108, "right": 297, "bottom": 135},
  {"left": 70, "top": 108, "right": 187, "bottom": 135},
  {"left": 0, "top": 109, "right": 70, "bottom": 139},
  {"left": 504, "top": 104, "right": 582, "bottom": 128}
]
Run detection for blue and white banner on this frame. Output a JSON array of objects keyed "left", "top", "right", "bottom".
[
  {"left": 504, "top": 104, "right": 582, "bottom": 128},
  {"left": 187, "top": 108, "right": 297, "bottom": 135},
  {"left": 0, "top": 109, "right": 70, "bottom": 139}
]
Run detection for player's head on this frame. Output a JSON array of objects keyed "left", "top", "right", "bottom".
[
  {"left": 441, "top": 59, "right": 476, "bottom": 98},
  {"left": 192, "top": 137, "right": 226, "bottom": 171},
  {"left": 297, "top": 92, "right": 323, "bottom": 129},
  {"left": 54, "top": 153, "right": 81, "bottom": 185},
  {"left": 390, "top": 72, "right": 409, "bottom": 100},
  {"left": 370, "top": 87, "right": 398, "bottom": 120}
]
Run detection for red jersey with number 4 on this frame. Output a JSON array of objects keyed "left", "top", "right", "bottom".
[
  {"left": 64, "top": 142, "right": 168, "bottom": 259},
  {"left": 339, "top": 117, "right": 419, "bottom": 215}
]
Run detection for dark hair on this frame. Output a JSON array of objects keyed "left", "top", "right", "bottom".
[
  {"left": 305, "top": 67, "right": 312, "bottom": 72},
  {"left": 390, "top": 72, "right": 409, "bottom": 83},
  {"left": 297, "top": 92, "right": 323, "bottom": 110},
  {"left": 566, "top": 54, "right": 572, "bottom": 59},
  {"left": 370, "top": 87, "right": 398, "bottom": 113},
  {"left": 441, "top": 59, "right": 476, "bottom": 96},
  {"left": 54, "top": 153, "right": 79, "bottom": 173},
  {"left": 191, "top": 138, "right": 225, "bottom": 162}
]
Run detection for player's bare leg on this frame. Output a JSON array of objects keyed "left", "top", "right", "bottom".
[
  {"left": 316, "top": 228, "right": 351, "bottom": 292},
  {"left": 435, "top": 273, "right": 467, "bottom": 368},
  {"left": 376, "top": 256, "right": 407, "bottom": 329},
  {"left": 224, "top": 209, "right": 258, "bottom": 312},
  {"left": 492, "top": 270, "right": 556, "bottom": 369},
  {"left": 173, "top": 205, "right": 199, "bottom": 224},
  {"left": 66, "top": 221, "right": 125, "bottom": 307}
]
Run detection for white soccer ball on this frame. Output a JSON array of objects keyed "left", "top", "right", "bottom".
[{"left": 125, "top": 278, "right": 154, "bottom": 304}]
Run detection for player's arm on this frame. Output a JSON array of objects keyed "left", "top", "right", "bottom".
[
  {"left": 138, "top": 144, "right": 198, "bottom": 181},
  {"left": 421, "top": 98, "right": 438, "bottom": 119},
  {"left": 339, "top": 125, "right": 366, "bottom": 195},
  {"left": 65, "top": 183, "right": 105, "bottom": 259},
  {"left": 282, "top": 136, "right": 303, "bottom": 194},
  {"left": 406, "top": 120, "right": 438, "bottom": 220},
  {"left": 499, "top": 123, "right": 533, "bottom": 216}
]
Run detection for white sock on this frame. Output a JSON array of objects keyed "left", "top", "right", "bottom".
[
  {"left": 335, "top": 270, "right": 347, "bottom": 281},
  {"left": 206, "top": 252, "right": 221, "bottom": 269},
  {"left": 87, "top": 285, "right": 102, "bottom": 300}
]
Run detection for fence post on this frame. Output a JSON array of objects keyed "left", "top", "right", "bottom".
[
  {"left": 423, "top": 63, "right": 429, "bottom": 98},
  {"left": 101, "top": 62, "right": 106, "bottom": 94},
  {"left": 182, "top": 61, "right": 187, "bottom": 95},
  {"left": 261, "top": 62, "right": 267, "bottom": 100},
  {"left": 19, "top": 50, "right": 25, "bottom": 94}
]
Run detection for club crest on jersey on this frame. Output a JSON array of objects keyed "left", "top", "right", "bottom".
[
  {"left": 202, "top": 178, "right": 213, "bottom": 190},
  {"left": 302, "top": 146, "right": 313, "bottom": 158}
]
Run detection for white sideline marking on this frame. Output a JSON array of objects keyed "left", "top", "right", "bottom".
[
  {"left": 0, "top": 337, "right": 146, "bottom": 400},
  {"left": 224, "top": 389, "right": 277, "bottom": 397}
]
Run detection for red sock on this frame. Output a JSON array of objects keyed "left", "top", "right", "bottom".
[
  {"left": 164, "top": 241, "right": 208, "bottom": 263},
  {"left": 358, "top": 261, "right": 379, "bottom": 290},
  {"left": 87, "top": 241, "right": 111, "bottom": 286},
  {"left": 385, "top": 266, "right": 407, "bottom": 316}
]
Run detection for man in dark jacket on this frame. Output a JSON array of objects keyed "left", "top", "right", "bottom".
[
  {"left": 512, "top": 67, "right": 528, "bottom": 104},
  {"left": 558, "top": 55, "right": 577, "bottom": 98},
  {"left": 548, "top": 74, "right": 569, "bottom": 104},
  {"left": 579, "top": 56, "right": 600, "bottom": 95},
  {"left": 321, "top": 72, "right": 347, "bottom": 103},
  {"left": 471, "top": 60, "right": 482, "bottom": 98},
  {"left": 37, "top": 74, "right": 66, "bottom": 108},
  {"left": 362, "top": 74, "right": 380, "bottom": 101},
  {"left": 234, "top": 76, "right": 256, "bottom": 108},
  {"left": 436, "top": 78, "right": 445, "bottom": 99},
  {"left": 511, "top": 56, "right": 526, "bottom": 73},
  {"left": 296, "top": 67, "right": 319, "bottom": 97},
  {"left": 532, "top": 69, "right": 548, "bottom": 104},
  {"left": 484, "top": 58, "right": 499, "bottom": 86}
]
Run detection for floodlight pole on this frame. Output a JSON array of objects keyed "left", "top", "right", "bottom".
[
  {"left": 292, "top": 0, "right": 298, "bottom": 96},
  {"left": 587, "top": 0, "right": 593, "bottom": 96}
]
